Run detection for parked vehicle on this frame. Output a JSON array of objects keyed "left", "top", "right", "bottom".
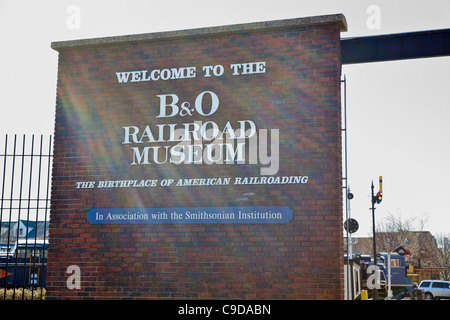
[
  {"left": 419, "top": 280, "right": 450, "bottom": 300},
  {"left": 0, "top": 239, "right": 48, "bottom": 288}
]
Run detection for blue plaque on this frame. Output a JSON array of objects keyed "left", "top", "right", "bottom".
[{"left": 87, "top": 206, "right": 293, "bottom": 224}]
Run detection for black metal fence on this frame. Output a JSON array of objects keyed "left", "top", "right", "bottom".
[{"left": 0, "top": 134, "right": 52, "bottom": 300}]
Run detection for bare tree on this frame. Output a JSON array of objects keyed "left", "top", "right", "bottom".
[
  {"left": 369, "top": 211, "right": 449, "bottom": 276},
  {"left": 434, "top": 233, "right": 450, "bottom": 280},
  {"left": 375, "top": 211, "right": 429, "bottom": 255}
]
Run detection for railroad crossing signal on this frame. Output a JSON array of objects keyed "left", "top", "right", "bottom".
[{"left": 344, "top": 218, "right": 359, "bottom": 234}]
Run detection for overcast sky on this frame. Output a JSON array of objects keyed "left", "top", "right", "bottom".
[{"left": 0, "top": 0, "right": 449, "bottom": 237}]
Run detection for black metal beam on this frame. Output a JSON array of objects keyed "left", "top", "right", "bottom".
[{"left": 341, "top": 29, "right": 450, "bottom": 64}]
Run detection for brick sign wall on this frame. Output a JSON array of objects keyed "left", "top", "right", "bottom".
[{"left": 47, "top": 14, "right": 347, "bottom": 299}]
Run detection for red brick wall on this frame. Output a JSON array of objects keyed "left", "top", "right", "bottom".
[{"left": 48, "top": 17, "right": 345, "bottom": 299}]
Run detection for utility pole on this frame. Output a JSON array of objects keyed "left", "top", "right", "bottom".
[{"left": 347, "top": 187, "right": 354, "bottom": 300}]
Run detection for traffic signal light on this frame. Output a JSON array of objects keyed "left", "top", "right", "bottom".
[
  {"left": 376, "top": 191, "right": 382, "bottom": 204},
  {"left": 371, "top": 191, "right": 383, "bottom": 204},
  {"left": 371, "top": 176, "right": 383, "bottom": 205}
]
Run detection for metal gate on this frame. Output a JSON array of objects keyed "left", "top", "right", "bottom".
[{"left": 0, "top": 134, "right": 52, "bottom": 300}]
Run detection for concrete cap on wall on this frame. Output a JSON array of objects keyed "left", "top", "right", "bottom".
[{"left": 51, "top": 13, "right": 347, "bottom": 51}]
